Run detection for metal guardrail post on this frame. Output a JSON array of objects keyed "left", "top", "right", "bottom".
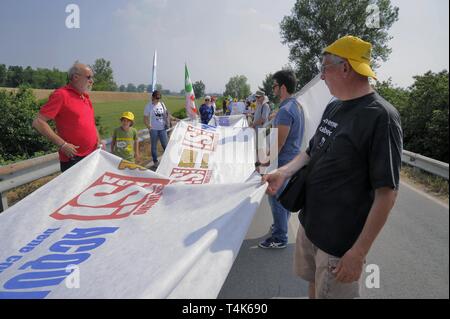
[
  {"left": 0, "top": 192, "right": 8, "bottom": 212},
  {"left": 402, "top": 150, "right": 449, "bottom": 180}
]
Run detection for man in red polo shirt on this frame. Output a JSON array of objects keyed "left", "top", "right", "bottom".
[{"left": 32, "top": 62, "right": 101, "bottom": 172}]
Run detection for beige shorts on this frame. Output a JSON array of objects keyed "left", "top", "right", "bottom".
[{"left": 294, "top": 224, "right": 361, "bottom": 299}]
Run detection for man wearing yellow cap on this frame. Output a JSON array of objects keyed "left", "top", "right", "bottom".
[
  {"left": 112, "top": 111, "right": 140, "bottom": 163},
  {"left": 263, "top": 36, "right": 403, "bottom": 298}
]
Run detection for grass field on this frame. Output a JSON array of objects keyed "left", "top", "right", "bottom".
[
  {"left": 93, "top": 95, "right": 205, "bottom": 138},
  {"left": 94, "top": 97, "right": 176, "bottom": 138},
  {"left": 5, "top": 86, "right": 210, "bottom": 139}
]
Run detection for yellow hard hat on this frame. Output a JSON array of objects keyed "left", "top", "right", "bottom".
[
  {"left": 323, "top": 35, "right": 377, "bottom": 80},
  {"left": 120, "top": 111, "right": 135, "bottom": 121}
]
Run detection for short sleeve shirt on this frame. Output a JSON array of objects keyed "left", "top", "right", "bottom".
[
  {"left": 253, "top": 103, "right": 270, "bottom": 128},
  {"left": 112, "top": 127, "right": 138, "bottom": 162},
  {"left": 273, "top": 97, "right": 304, "bottom": 167},
  {"left": 39, "top": 85, "right": 98, "bottom": 162},
  {"left": 300, "top": 92, "right": 403, "bottom": 257},
  {"left": 144, "top": 102, "right": 167, "bottom": 131}
]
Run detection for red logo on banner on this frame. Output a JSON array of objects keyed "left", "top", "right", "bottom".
[
  {"left": 182, "top": 125, "right": 218, "bottom": 151},
  {"left": 51, "top": 172, "right": 169, "bottom": 221},
  {"left": 169, "top": 168, "right": 212, "bottom": 185}
]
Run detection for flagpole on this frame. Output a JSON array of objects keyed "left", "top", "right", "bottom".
[
  {"left": 184, "top": 63, "right": 198, "bottom": 121},
  {"left": 151, "top": 50, "right": 157, "bottom": 94}
]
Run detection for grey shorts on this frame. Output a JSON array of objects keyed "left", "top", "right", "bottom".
[{"left": 293, "top": 224, "right": 361, "bottom": 299}]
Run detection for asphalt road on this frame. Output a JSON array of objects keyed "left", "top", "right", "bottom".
[{"left": 218, "top": 181, "right": 449, "bottom": 299}]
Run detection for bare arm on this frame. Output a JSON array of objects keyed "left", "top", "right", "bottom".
[
  {"left": 144, "top": 115, "right": 151, "bottom": 128},
  {"left": 253, "top": 118, "right": 264, "bottom": 127},
  {"left": 262, "top": 151, "right": 310, "bottom": 195},
  {"left": 32, "top": 114, "right": 65, "bottom": 147},
  {"left": 32, "top": 114, "right": 79, "bottom": 157},
  {"left": 276, "top": 125, "right": 290, "bottom": 154},
  {"left": 352, "top": 187, "right": 398, "bottom": 257},
  {"left": 334, "top": 187, "right": 398, "bottom": 283}
]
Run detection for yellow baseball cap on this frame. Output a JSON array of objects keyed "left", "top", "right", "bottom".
[
  {"left": 120, "top": 111, "right": 135, "bottom": 122},
  {"left": 323, "top": 35, "right": 377, "bottom": 80}
]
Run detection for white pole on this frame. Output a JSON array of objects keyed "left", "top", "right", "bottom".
[{"left": 151, "top": 50, "right": 157, "bottom": 93}]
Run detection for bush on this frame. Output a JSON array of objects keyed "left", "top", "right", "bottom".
[
  {"left": 376, "top": 71, "right": 449, "bottom": 163},
  {"left": 0, "top": 86, "right": 56, "bottom": 164},
  {"left": 172, "top": 108, "right": 187, "bottom": 119}
]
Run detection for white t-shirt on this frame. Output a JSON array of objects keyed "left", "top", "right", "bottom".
[{"left": 144, "top": 102, "right": 167, "bottom": 131}]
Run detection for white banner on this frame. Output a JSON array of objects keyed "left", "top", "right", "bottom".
[
  {"left": 0, "top": 150, "right": 266, "bottom": 299},
  {"left": 208, "top": 114, "right": 248, "bottom": 128},
  {"left": 157, "top": 121, "right": 256, "bottom": 184}
]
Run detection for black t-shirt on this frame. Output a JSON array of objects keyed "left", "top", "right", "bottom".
[{"left": 299, "top": 92, "right": 403, "bottom": 257}]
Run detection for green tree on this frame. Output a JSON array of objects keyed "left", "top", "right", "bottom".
[
  {"left": 137, "top": 84, "right": 146, "bottom": 92},
  {"left": 280, "top": 0, "right": 399, "bottom": 88},
  {"left": 22, "top": 66, "right": 34, "bottom": 86},
  {"left": 0, "top": 64, "right": 7, "bottom": 86},
  {"left": 126, "top": 83, "right": 137, "bottom": 92},
  {"left": 259, "top": 73, "right": 278, "bottom": 103},
  {"left": 223, "top": 75, "right": 251, "bottom": 100},
  {"left": 6, "top": 66, "right": 24, "bottom": 87},
  {"left": 119, "top": 84, "right": 126, "bottom": 92},
  {"left": 90, "top": 58, "right": 117, "bottom": 91},
  {"left": 193, "top": 80, "right": 206, "bottom": 98},
  {"left": 375, "top": 78, "right": 409, "bottom": 114},
  {"left": 0, "top": 86, "right": 56, "bottom": 163},
  {"left": 402, "top": 70, "right": 449, "bottom": 162},
  {"left": 147, "top": 83, "right": 163, "bottom": 92}
]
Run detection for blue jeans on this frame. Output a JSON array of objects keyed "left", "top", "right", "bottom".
[
  {"left": 150, "top": 129, "right": 168, "bottom": 162},
  {"left": 268, "top": 179, "right": 290, "bottom": 244}
]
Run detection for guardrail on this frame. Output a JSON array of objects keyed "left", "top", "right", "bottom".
[
  {"left": 0, "top": 127, "right": 174, "bottom": 212},
  {"left": 1, "top": 121, "right": 448, "bottom": 212},
  {"left": 401, "top": 150, "right": 449, "bottom": 180}
]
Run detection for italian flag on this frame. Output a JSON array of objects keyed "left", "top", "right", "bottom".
[{"left": 185, "top": 63, "right": 198, "bottom": 119}]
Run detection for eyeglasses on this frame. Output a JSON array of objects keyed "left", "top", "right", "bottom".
[
  {"left": 77, "top": 73, "right": 93, "bottom": 80},
  {"left": 320, "top": 61, "right": 344, "bottom": 73}
]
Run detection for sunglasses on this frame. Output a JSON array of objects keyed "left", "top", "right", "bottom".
[{"left": 77, "top": 73, "right": 93, "bottom": 80}]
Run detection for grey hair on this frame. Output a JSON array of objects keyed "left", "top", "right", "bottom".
[
  {"left": 68, "top": 61, "right": 80, "bottom": 80},
  {"left": 68, "top": 61, "right": 91, "bottom": 80}
]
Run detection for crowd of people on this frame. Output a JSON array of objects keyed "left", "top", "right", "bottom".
[{"left": 32, "top": 35, "right": 402, "bottom": 299}]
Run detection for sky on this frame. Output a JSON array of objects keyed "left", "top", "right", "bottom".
[{"left": 0, "top": 0, "right": 448, "bottom": 93}]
